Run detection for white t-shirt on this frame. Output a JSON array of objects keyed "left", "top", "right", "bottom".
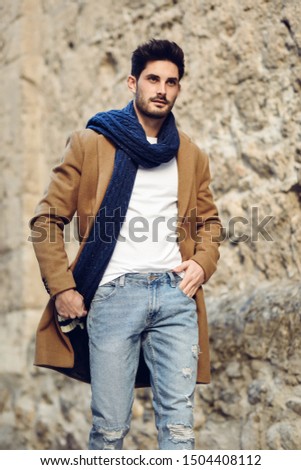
[{"left": 99, "top": 137, "right": 182, "bottom": 285}]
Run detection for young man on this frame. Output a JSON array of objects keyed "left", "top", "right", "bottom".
[{"left": 31, "top": 39, "right": 221, "bottom": 450}]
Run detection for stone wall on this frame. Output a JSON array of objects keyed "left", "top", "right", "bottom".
[{"left": 0, "top": 0, "right": 300, "bottom": 450}]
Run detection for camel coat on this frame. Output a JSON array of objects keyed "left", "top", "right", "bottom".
[{"left": 30, "top": 128, "right": 221, "bottom": 386}]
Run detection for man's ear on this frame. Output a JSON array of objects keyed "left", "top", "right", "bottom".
[{"left": 127, "top": 75, "right": 137, "bottom": 94}]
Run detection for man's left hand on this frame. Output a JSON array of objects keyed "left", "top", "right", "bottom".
[{"left": 173, "top": 260, "right": 205, "bottom": 298}]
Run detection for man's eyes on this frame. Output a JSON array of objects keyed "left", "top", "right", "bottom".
[{"left": 147, "top": 77, "right": 177, "bottom": 86}]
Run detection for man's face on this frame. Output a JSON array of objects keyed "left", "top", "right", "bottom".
[{"left": 128, "top": 60, "right": 181, "bottom": 120}]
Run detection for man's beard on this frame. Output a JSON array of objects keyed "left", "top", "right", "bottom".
[{"left": 135, "top": 93, "right": 175, "bottom": 120}]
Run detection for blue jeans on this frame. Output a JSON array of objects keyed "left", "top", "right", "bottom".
[{"left": 87, "top": 272, "right": 199, "bottom": 450}]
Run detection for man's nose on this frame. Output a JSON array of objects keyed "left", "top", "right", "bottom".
[{"left": 156, "top": 81, "right": 167, "bottom": 95}]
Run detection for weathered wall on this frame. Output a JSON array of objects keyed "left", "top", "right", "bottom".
[{"left": 0, "top": 0, "right": 300, "bottom": 449}]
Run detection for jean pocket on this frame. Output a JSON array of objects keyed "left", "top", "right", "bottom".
[
  {"left": 91, "top": 281, "right": 117, "bottom": 303},
  {"left": 176, "top": 285, "right": 196, "bottom": 304},
  {"left": 172, "top": 272, "right": 196, "bottom": 303}
]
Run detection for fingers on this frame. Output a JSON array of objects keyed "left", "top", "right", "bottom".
[
  {"left": 179, "top": 278, "right": 197, "bottom": 297},
  {"left": 173, "top": 261, "right": 189, "bottom": 273},
  {"left": 175, "top": 260, "right": 205, "bottom": 297},
  {"left": 55, "top": 290, "right": 87, "bottom": 319}
]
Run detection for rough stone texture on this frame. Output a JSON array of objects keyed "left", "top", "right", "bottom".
[
  {"left": 198, "top": 282, "right": 301, "bottom": 450},
  {"left": 0, "top": 0, "right": 300, "bottom": 450}
]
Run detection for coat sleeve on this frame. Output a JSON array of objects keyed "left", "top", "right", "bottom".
[
  {"left": 29, "top": 131, "right": 84, "bottom": 297},
  {"left": 189, "top": 149, "right": 222, "bottom": 282}
]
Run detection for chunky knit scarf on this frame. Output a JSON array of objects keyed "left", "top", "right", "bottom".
[{"left": 58, "top": 100, "right": 179, "bottom": 333}]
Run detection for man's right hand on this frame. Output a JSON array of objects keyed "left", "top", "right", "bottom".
[{"left": 55, "top": 289, "right": 87, "bottom": 319}]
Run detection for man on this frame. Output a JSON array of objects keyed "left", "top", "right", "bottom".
[{"left": 30, "top": 39, "right": 221, "bottom": 450}]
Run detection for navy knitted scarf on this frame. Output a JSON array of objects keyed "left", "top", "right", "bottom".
[{"left": 71, "top": 100, "right": 179, "bottom": 311}]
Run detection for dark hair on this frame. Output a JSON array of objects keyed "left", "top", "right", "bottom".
[{"left": 131, "top": 39, "right": 185, "bottom": 80}]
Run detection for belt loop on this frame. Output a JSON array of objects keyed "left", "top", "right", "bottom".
[
  {"left": 167, "top": 271, "right": 176, "bottom": 288},
  {"left": 119, "top": 275, "right": 125, "bottom": 287}
]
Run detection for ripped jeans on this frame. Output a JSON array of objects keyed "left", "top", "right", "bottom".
[{"left": 87, "top": 272, "right": 199, "bottom": 450}]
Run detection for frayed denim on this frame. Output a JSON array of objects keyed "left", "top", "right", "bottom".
[{"left": 87, "top": 272, "right": 199, "bottom": 450}]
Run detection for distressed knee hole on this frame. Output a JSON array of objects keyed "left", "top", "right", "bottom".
[
  {"left": 167, "top": 424, "right": 195, "bottom": 443},
  {"left": 94, "top": 426, "right": 128, "bottom": 449}
]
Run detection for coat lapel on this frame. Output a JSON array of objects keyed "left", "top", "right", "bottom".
[
  {"left": 177, "top": 133, "right": 195, "bottom": 220},
  {"left": 93, "top": 135, "right": 116, "bottom": 214}
]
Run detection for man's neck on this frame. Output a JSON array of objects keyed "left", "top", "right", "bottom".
[{"left": 133, "top": 102, "right": 166, "bottom": 137}]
